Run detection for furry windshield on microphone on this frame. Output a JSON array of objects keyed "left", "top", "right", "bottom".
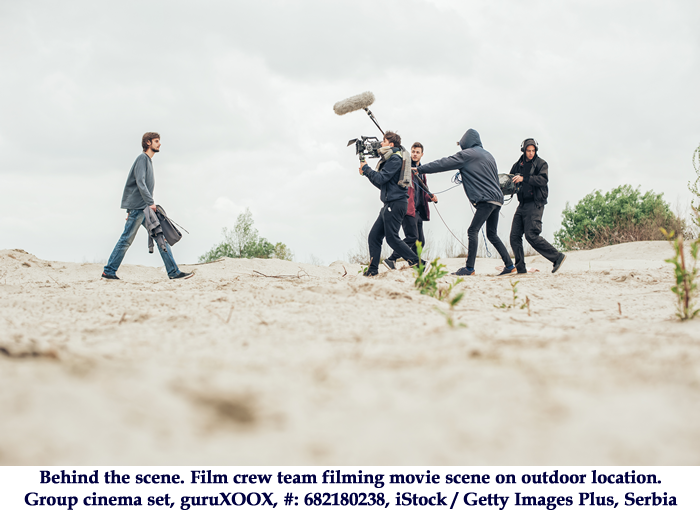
[{"left": 333, "top": 91, "right": 375, "bottom": 116}]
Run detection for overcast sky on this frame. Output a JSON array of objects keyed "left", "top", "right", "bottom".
[{"left": 1, "top": 0, "right": 699, "bottom": 268}]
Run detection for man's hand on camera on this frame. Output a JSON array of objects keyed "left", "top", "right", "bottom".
[
  {"left": 512, "top": 175, "right": 524, "bottom": 184},
  {"left": 359, "top": 165, "right": 365, "bottom": 175}
]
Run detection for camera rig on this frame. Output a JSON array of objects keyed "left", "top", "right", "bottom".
[{"left": 347, "top": 136, "right": 383, "bottom": 163}]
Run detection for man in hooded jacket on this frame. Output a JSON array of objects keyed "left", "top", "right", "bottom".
[
  {"left": 416, "top": 129, "right": 514, "bottom": 276},
  {"left": 509, "top": 138, "right": 566, "bottom": 274}
]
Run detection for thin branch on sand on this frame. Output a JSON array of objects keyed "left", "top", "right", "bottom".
[
  {"left": 252, "top": 269, "right": 312, "bottom": 279},
  {"left": 190, "top": 258, "right": 225, "bottom": 266},
  {"left": 206, "top": 304, "right": 235, "bottom": 324}
]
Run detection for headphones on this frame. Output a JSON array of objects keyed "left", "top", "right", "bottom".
[{"left": 520, "top": 138, "right": 539, "bottom": 152}]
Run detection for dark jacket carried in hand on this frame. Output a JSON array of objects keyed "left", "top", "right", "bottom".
[
  {"left": 361, "top": 147, "right": 409, "bottom": 204},
  {"left": 509, "top": 155, "right": 549, "bottom": 206},
  {"left": 143, "top": 205, "right": 183, "bottom": 253},
  {"left": 416, "top": 129, "right": 504, "bottom": 206},
  {"left": 143, "top": 207, "right": 168, "bottom": 254},
  {"left": 156, "top": 205, "right": 183, "bottom": 246}
]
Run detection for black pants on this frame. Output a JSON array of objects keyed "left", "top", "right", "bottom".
[
  {"left": 387, "top": 214, "right": 424, "bottom": 261},
  {"left": 368, "top": 200, "right": 419, "bottom": 273},
  {"left": 466, "top": 202, "right": 513, "bottom": 269},
  {"left": 510, "top": 202, "right": 562, "bottom": 273}
]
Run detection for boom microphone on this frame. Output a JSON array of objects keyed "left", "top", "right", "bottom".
[
  {"left": 333, "top": 91, "right": 384, "bottom": 134},
  {"left": 333, "top": 91, "right": 375, "bottom": 115}
]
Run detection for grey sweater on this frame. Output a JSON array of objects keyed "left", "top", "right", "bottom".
[{"left": 120, "top": 153, "right": 155, "bottom": 210}]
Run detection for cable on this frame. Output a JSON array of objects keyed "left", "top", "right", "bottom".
[
  {"left": 424, "top": 183, "right": 462, "bottom": 195},
  {"left": 414, "top": 171, "right": 507, "bottom": 260},
  {"left": 432, "top": 203, "right": 469, "bottom": 253},
  {"left": 414, "top": 174, "right": 469, "bottom": 254}
]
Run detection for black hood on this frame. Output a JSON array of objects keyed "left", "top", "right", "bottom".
[{"left": 459, "top": 129, "right": 482, "bottom": 150}]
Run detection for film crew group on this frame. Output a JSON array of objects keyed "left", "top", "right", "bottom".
[
  {"left": 416, "top": 129, "right": 515, "bottom": 276},
  {"left": 509, "top": 138, "right": 566, "bottom": 274},
  {"left": 383, "top": 142, "right": 437, "bottom": 270},
  {"left": 102, "top": 132, "right": 193, "bottom": 281},
  {"left": 359, "top": 132, "right": 427, "bottom": 277}
]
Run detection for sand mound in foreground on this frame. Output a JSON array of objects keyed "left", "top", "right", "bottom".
[{"left": 1, "top": 241, "right": 698, "bottom": 465}]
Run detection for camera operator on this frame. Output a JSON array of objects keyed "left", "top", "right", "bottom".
[
  {"left": 384, "top": 142, "right": 437, "bottom": 269},
  {"left": 359, "top": 131, "right": 422, "bottom": 276},
  {"left": 416, "top": 128, "right": 515, "bottom": 276},
  {"left": 509, "top": 138, "right": 566, "bottom": 274}
]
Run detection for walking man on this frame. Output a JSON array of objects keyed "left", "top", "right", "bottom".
[
  {"left": 384, "top": 142, "right": 437, "bottom": 269},
  {"left": 102, "top": 132, "right": 192, "bottom": 280},
  {"left": 509, "top": 138, "right": 566, "bottom": 274},
  {"left": 416, "top": 128, "right": 515, "bottom": 276},
  {"left": 360, "top": 131, "right": 422, "bottom": 276}
]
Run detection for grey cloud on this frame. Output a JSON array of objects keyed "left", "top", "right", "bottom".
[{"left": 1, "top": 0, "right": 699, "bottom": 266}]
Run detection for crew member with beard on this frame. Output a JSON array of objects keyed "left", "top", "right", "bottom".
[
  {"left": 509, "top": 138, "right": 566, "bottom": 274},
  {"left": 102, "top": 132, "right": 193, "bottom": 280},
  {"left": 416, "top": 128, "right": 515, "bottom": 276},
  {"left": 360, "top": 131, "right": 422, "bottom": 276},
  {"left": 383, "top": 142, "right": 437, "bottom": 269}
]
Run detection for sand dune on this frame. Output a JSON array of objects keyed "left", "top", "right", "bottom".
[{"left": 1, "top": 241, "right": 698, "bottom": 465}]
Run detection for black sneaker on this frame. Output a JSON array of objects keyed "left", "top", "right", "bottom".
[
  {"left": 497, "top": 265, "right": 516, "bottom": 276},
  {"left": 452, "top": 267, "right": 475, "bottom": 276},
  {"left": 363, "top": 269, "right": 378, "bottom": 277},
  {"left": 552, "top": 253, "right": 567, "bottom": 274},
  {"left": 101, "top": 272, "right": 120, "bottom": 280},
  {"left": 383, "top": 258, "right": 396, "bottom": 270},
  {"left": 170, "top": 271, "right": 194, "bottom": 280}
]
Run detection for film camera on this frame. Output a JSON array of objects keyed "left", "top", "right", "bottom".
[{"left": 347, "top": 136, "right": 382, "bottom": 163}]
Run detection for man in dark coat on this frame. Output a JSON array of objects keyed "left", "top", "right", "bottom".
[
  {"left": 384, "top": 142, "right": 437, "bottom": 269},
  {"left": 416, "top": 129, "right": 514, "bottom": 276},
  {"left": 360, "top": 131, "right": 421, "bottom": 276},
  {"left": 509, "top": 138, "right": 566, "bottom": 274}
]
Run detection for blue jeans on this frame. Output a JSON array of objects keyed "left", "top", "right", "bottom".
[{"left": 104, "top": 209, "right": 181, "bottom": 278}]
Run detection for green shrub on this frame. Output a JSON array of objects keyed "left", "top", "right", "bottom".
[
  {"left": 661, "top": 226, "right": 699, "bottom": 321},
  {"left": 413, "top": 242, "right": 465, "bottom": 328},
  {"left": 413, "top": 242, "right": 462, "bottom": 300},
  {"left": 199, "top": 208, "right": 293, "bottom": 263},
  {"left": 554, "top": 185, "right": 685, "bottom": 251},
  {"left": 494, "top": 279, "right": 530, "bottom": 314}
]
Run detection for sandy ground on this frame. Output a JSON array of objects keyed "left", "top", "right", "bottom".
[{"left": 0, "top": 241, "right": 699, "bottom": 465}]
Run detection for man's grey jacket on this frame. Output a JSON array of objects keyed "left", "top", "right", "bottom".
[
  {"left": 143, "top": 207, "right": 168, "bottom": 254},
  {"left": 121, "top": 153, "right": 155, "bottom": 210},
  {"left": 416, "top": 129, "right": 504, "bottom": 206}
]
